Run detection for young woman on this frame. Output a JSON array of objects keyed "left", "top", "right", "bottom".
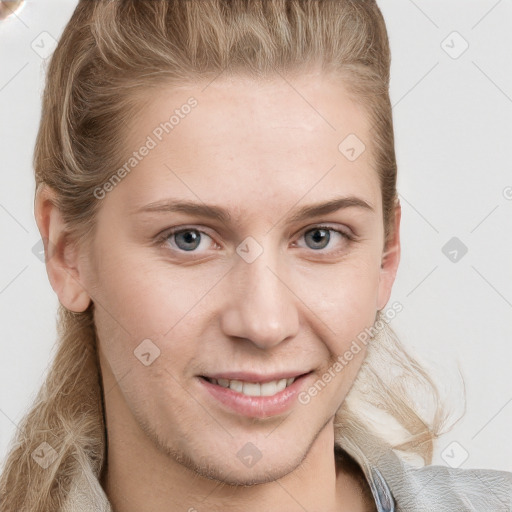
[{"left": 1, "top": 1, "right": 511, "bottom": 510}]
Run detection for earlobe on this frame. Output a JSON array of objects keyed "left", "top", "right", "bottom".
[
  {"left": 34, "top": 184, "right": 92, "bottom": 313},
  {"left": 376, "top": 202, "right": 401, "bottom": 311}
]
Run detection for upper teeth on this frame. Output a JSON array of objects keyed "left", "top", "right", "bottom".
[{"left": 209, "top": 377, "right": 296, "bottom": 397}]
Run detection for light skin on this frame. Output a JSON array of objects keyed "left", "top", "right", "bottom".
[{"left": 35, "top": 70, "right": 401, "bottom": 512}]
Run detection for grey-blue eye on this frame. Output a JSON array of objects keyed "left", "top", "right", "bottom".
[
  {"left": 158, "top": 224, "right": 352, "bottom": 256},
  {"left": 304, "top": 227, "right": 331, "bottom": 250},
  {"left": 298, "top": 225, "right": 352, "bottom": 252},
  {"left": 171, "top": 229, "right": 206, "bottom": 251}
]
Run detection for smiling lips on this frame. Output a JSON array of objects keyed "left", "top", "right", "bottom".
[
  {"left": 203, "top": 376, "right": 297, "bottom": 397},
  {"left": 199, "top": 371, "right": 312, "bottom": 418},
  {"left": 201, "top": 370, "right": 311, "bottom": 396}
]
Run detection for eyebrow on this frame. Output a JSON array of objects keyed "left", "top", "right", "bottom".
[{"left": 133, "top": 196, "right": 374, "bottom": 224}]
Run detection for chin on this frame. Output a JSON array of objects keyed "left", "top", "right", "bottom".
[
  {"left": 159, "top": 434, "right": 306, "bottom": 487},
  {"left": 193, "top": 456, "right": 301, "bottom": 487}
]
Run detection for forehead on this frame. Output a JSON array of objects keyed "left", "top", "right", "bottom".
[{"left": 113, "top": 72, "right": 380, "bottom": 216}]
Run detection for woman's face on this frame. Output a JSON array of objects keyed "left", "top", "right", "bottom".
[{"left": 81, "top": 71, "right": 400, "bottom": 483}]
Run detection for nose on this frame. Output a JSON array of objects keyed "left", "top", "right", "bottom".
[{"left": 220, "top": 245, "right": 299, "bottom": 350}]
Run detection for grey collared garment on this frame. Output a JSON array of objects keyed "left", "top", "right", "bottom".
[
  {"left": 341, "top": 437, "right": 512, "bottom": 512},
  {"left": 62, "top": 443, "right": 512, "bottom": 511}
]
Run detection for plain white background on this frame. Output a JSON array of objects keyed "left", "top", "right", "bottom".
[{"left": 0, "top": 0, "right": 511, "bottom": 472}]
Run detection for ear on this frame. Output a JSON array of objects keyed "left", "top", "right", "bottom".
[
  {"left": 34, "top": 184, "right": 92, "bottom": 313},
  {"left": 376, "top": 201, "right": 401, "bottom": 311}
]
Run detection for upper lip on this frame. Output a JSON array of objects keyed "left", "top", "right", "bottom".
[{"left": 201, "top": 370, "right": 312, "bottom": 383}]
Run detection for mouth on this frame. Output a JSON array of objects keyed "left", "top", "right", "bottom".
[
  {"left": 197, "top": 371, "right": 313, "bottom": 418},
  {"left": 200, "top": 374, "right": 309, "bottom": 397}
]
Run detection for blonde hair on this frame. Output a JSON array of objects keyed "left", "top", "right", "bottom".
[{"left": 0, "top": 1, "right": 456, "bottom": 509}]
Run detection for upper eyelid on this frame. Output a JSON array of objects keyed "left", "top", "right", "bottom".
[
  {"left": 159, "top": 223, "right": 353, "bottom": 248},
  {"left": 161, "top": 223, "right": 351, "bottom": 237}
]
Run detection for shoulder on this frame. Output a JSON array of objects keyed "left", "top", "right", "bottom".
[{"left": 375, "top": 449, "right": 512, "bottom": 511}]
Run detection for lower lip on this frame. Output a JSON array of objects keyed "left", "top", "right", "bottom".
[{"left": 198, "top": 373, "right": 312, "bottom": 419}]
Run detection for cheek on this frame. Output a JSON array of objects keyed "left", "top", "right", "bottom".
[
  {"left": 92, "top": 264, "right": 201, "bottom": 416},
  {"left": 88, "top": 249, "right": 200, "bottom": 383},
  {"left": 300, "top": 255, "right": 382, "bottom": 341},
  {"left": 90, "top": 241, "right": 215, "bottom": 338},
  {"left": 298, "top": 258, "right": 380, "bottom": 403},
  {"left": 299, "top": 261, "right": 381, "bottom": 409}
]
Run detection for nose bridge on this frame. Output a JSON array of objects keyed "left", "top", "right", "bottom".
[{"left": 220, "top": 241, "right": 299, "bottom": 349}]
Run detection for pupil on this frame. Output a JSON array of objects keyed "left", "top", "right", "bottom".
[
  {"left": 308, "top": 228, "right": 329, "bottom": 249},
  {"left": 177, "top": 230, "right": 200, "bottom": 251}
]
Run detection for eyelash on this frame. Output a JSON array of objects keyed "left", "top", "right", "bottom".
[{"left": 155, "top": 224, "right": 356, "bottom": 257}]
